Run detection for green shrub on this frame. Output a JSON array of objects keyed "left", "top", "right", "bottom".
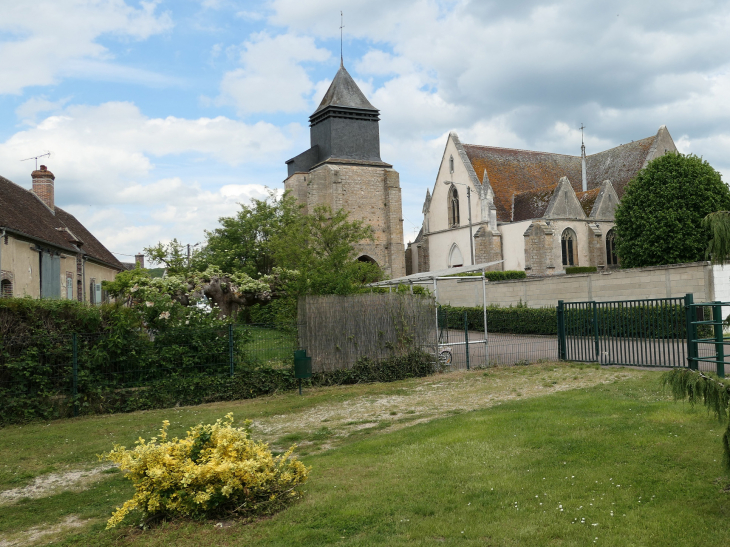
[
  {"left": 450, "top": 270, "right": 526, "bottom": 281},
  {"left": 564, "top": 266, "right": 597, "bottom": 275}
]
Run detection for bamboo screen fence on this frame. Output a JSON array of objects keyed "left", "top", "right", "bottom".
[{"left": 297, "top": 294, "right": 436, "bottom": 373}]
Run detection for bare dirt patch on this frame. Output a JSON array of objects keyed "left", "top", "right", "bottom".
[
  {"left": 0, "top": 515, "right": 90, "bottom": 547},
  {"left": 0, "top": 464, "right": 115, "bottom": 506},
  {"left": 254, "top": 364, "right": 642, "bottom": 449}
]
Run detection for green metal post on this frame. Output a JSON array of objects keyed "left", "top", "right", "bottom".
[
  {"left": 557, "top": 300, "right": 566, "bottom": 360},
  {"left": 713, "top": 302, "right": 725, "bottom": 378},
  {"left": 592, "top": 301, "right": 600, "bottom": 363},
  {"left": 228, "top": 324, "right": 235, "bottom": 378},
  {"left": 685, "top": 293, "right": 697, "bottom": 370},
  {"left": 72, "top": 333, "right": 78, "bottom": 417},
  {"left": 464, "top": 310, "right": 470, "bottom": 370}
]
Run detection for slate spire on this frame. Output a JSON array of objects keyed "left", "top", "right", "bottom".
[{"left": 312, "top": 64, "right": 377, "bottom": 115}]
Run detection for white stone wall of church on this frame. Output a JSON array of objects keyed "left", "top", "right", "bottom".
[
  {"left": 549, "top": 220, "right": 593, "bottom": 271},
  {"left": 427, "top": 262, "right": 714, "bottom": 308},
  {"left": 712, "top": 264, "right": 730, "bottom": 321},
  {"left": 498, "top": 220, "right": 530, "bottom": 271}
]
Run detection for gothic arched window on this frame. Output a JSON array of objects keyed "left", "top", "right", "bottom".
[
  {"left": 448, "top": 186, "right": 460, "bottom": 228},
  {"left": 449, "top": 243, "right": 464, "bottom": 268},
  {"left": 561, "top": 228, "right": 577, "bottom": 267},
  {"left": 606, "top": 229, "right": 618, "bottom": 266}
]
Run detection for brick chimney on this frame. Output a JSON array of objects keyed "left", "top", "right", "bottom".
[
  {"left": 135, "top": 254, "right": 145, "bottom": 269},
  {"left": 31, "top": 165, "right": 55, "bottom": 211}
]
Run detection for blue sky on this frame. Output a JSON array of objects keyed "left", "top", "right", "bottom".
[{"left": 2, "top": 0, "right": 730, "bottom": 262}]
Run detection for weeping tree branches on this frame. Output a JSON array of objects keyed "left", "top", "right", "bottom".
[
  {"left": 662, "top": 368, "right": 730, "bottom": 470},
  {"left": 703, "top": 211, "right": 730, "bottom": 265}
]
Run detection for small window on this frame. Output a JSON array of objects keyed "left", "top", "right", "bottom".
[
  {"left": 1, "top": 279, "right": 12, "bottom": 298},
  {"left": 561, "top": 228, "right": 577, "bottom": 267},
  {"left": 448, "top": 186, "right": 460, "bottom": 227},
  {"left": 449, "top": 155, "right": 455, "bottom": 174},
  {"left": 606, "top": 229, "right": 618, "bottom": 266}
]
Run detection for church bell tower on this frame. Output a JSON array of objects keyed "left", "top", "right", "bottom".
[{"left": 284, "top": 63, "right": 406, "bottom": 279}]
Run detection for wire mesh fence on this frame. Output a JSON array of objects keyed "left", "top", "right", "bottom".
[{"left": 437, "top": 307, "right": 558, "bottom": 370}]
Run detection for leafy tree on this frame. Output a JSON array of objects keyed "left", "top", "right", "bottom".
[
  {"left": 144, "top": 238, "right": 196, "bottom": 275},
  {"left": 200, "top": 191, "right": 300, "bottom": 278},
  {"left": 703, "top": 211, "right": 730, "bottom": 264},
  {"left": 270, "top": 204, "right": 382, "bottom": 297},
  {"left": 615, "top": 153, "right": 730, "bottom": 268}
]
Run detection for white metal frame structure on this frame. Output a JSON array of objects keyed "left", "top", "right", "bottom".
[{"left": 369, "top": 260, "right": 504, "bottom": 366}]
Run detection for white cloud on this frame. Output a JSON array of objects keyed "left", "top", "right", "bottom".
[
  {"left": 0, "top": 0, "right": 173, "bottom": 94},
  {"left": 217, "top": 32, "right": 331, "bottom": 114}
]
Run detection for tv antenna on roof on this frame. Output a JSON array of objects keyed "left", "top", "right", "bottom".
[
  {"left": 21, "top": 151, "right": 51, "bottom": 170},
  {"left": 340, "top": 11, "right": 345, "bottom": 66}
]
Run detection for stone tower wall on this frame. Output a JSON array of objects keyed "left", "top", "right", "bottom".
[{"left": 285, "top": 162, "right": 405, "bottom": 279}]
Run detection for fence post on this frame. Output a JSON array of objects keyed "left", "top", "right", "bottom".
[
  {"left": 713, "top": 302, "right": 725, "bottom": 378},
  {"left": 557, "top": 300, "right": 566, "bottom": 360},
  {"left": 592, "top": 301, "right": 600, "bottom": 363},
  {"left": 685, "top": 293, "right": 697, "bottom": 370},
  {"left": 72, "top": 333, "right": 78, "bottom": 418},
  {"left": 228, "top": 324, "right": 235, "bottom": 378},
  {"left": 463, "top": 310, "right": 470, "bottom": 371}
]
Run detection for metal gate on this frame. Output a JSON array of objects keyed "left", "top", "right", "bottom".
[{"left": 557, "top": 294, "right": 728, "bottom": 376}]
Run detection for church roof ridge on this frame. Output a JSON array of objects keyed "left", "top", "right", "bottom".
[
  {"left": 462, "top": 143, "right": 578, "bottom": 158},
  {"left": 312, "top": 64, "right": 377, "bottom": 115}
]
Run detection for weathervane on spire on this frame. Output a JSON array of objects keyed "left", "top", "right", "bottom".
[
  {"left": 340, "top": 11, "right": 345, "bottom": 66},
  {"left": 580, "top": 123, "right": 586, "bottom": 146}
]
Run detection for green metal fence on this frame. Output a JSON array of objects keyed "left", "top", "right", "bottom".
[
  {"left": 0, "top": 323, "right": 297, "bottom": 422},
  {"left": 557, "top": 296, "right": 688, "bottom": 367},
  {"left": 557, "top": 294, "right": 728, "bottom": 376}
]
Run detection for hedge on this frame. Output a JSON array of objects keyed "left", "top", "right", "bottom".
[
  {"left": 439, "top": 305, "right": 557, "bottom": 335},
  {"left": 0, "top": 349, "right": 435, "bottom": 425},
  {"left": 565, "top": 266, "right": 598, "bottom": 275},
  {"left": 451, "top": 270, "right": 527, "bottom": 281}
]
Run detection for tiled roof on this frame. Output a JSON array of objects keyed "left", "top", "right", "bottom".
[
  {"left": 312, "top": 64, "right": 377, "bottom": 114},
  {"left": 512, "top": 185, "right": 558, "bottom": 222},
  {"left": 463, "top": 145, "right": 581, "bottom": 222},
  {"left": 576, "top": 187, "right": 601, "bottom": 217},
  {"left": 584, "top": 136, "right": 654, "bottom": 197},
  {"left": 462, "top": 137, "right": 656, "bottom": 223},
  {"left": 0, "top": 175, "right": 123, "bottom": 270}
]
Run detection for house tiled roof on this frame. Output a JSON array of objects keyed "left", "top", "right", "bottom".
[
  {"left": 512, "top": 185, "right": 558, "bottom": 222},
  {"left": 462, "top": 137, "right": 657, "bottom": 223},
  {"left": 0, "top": 174, "right": 123, "bottom": 270},
  {"left": 576, "top": 187, "right": 601, "bottom": 217}
]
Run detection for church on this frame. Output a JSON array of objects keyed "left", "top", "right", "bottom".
[
  {"left": 406, "top": 126, "right": 677, "bottom": 276},
  {"left": 284, "top": 62, "right": 406, "bottom": 279}
]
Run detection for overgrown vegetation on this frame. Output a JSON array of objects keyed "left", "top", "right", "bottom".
[
  {"left": 663, "top": 367, "right": 730, "bottom": 470},
  {"left": 102, "top": 413, "right": 309, "bottom": 528},
  {"left": 615, "top": 153, "right": 730, "bottom": 268}
]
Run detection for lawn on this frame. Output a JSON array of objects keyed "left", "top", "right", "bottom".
[{"left": 1, "top": 363, "right": 728, "bottom": 546}]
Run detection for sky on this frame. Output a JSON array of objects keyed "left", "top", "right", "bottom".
[{"left": 1, "top": 0, "right": 729, "bottom": 263}]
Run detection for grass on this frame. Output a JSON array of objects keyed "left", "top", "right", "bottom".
[
  {"left": 241, "top": 325, "right": 297, "bottom": 365},
  {"left": 1, "top": 363, "right": 729, "bottom": 546}
]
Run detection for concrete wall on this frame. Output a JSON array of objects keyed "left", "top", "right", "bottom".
[{"left": 420, "top": 262, "right": 716, "bottom": 308}]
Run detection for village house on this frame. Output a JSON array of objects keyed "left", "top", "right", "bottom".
[
  {"left": 407, "top": 126, "right": 677, "bottom": 275},
  {"left": 0, "top": 166, "right": 123, "bottom": 301}
]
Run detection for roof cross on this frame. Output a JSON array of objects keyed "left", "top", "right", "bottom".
[{"left": 580, "top": 123, "right": 586, "bottom": 145}]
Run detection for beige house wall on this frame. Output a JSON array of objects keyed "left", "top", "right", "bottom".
[
  {"left": 499, "top": 220, "right": 529, "bottom": 270},
  {"left": 0, "top": 233, "right": 118, "bottom": 302},
  {"left": 419, "top": 262, "right": 714, "bottom": 308}
]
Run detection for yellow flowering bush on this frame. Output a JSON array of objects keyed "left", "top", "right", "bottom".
[{"left": 102, "top": 413, "right": 309, "bottom": 528}]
